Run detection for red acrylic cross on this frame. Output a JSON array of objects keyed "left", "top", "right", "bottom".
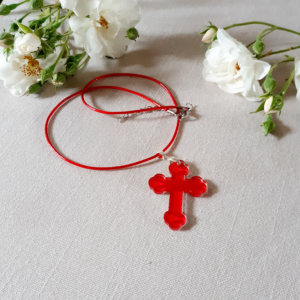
[{"left": 149, "top": 161, "right": 207, "bottom": 230}]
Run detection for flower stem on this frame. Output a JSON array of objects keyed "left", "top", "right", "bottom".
[
  {"left": 55, "top": 10, "right": 73, "bottom": 27},
  {"left": 54, "top": 35, "right": 69, "bottom": 68},
  {"left": 78, "top": 55, "right": 89, "bottom": 69},
  {"left": 16, "top": 0, "right": 29, "bottom": 7},
  {"left": 269, "top": 58, "right": 294, "bottom": 74},
  {"left": 224, "top": 21, "right": 300, "bottom": 36},
  {"left": 42, "top": 4, "right": 55, "bottom": 9},
  {"left": 280, "top": 68, "right": 295, "bottom": 95},
  {"left": 42, "top": 7, "right": 60, "bottom": 21},
  {"left": 55, "top": 9, "right": 60, "bottom": 23},
  {"left": 18, "top": 11, "right": 33, "bottom": 22},
  {"left": 247, "top": 27, "right": 278, "bottom": 49},
  {"left": 258, "top": 45, "right": 300, "bottom": 59}
]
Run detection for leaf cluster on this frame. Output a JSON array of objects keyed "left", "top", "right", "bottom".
[{"left": 34, "top": 23, "right": 63, "bottom": 59}]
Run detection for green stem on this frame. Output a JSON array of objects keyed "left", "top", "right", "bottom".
[
  {"left": 78, "top": 55, "right": 89, "bottom": 69},
  {"left": 280, "top": 68, "right": 295, "bottom": 95},
  {"left": 59, "top": 30, "right": 73, "bottom": 37},
  {"left": 49, "top": 8, "right": 52, "bottom": 23},
  {"left": 54, "top": 35, "right": 69, "bottom": 67},
  {"left": 224, "top": 21, "right": 300, "bottom": 36},
  {"left": 18, "top": 11, "right": 32, "bottom": 22},
  {"left": 64, "top": 43, "right": 70, "bottom": 56},
  {"left": 246, "top": 29, "right": 276, "bottom": 48},
  {"left": 43, "top": 7, "right": 59, "bottom": 21},
  {"left": 42, "top": 4, "right": 54, "bottom": 9},
  {"left": 258, "top": 45, "right": 300, "bottom": 59},
  {"left": 247, "top": 27, "right": 277, "bottom": 48},
  {"left": 269, "top": 58, "right": 294, "bottom": 74},
  {"left": 55, "top": 9, "right": 60, "bottom": 23},
  {"left": 16, "top": 0, "right": 29, "bottom": 6},
  {"left": 55, "top": 10, "right": 72, "bottom": 27}
]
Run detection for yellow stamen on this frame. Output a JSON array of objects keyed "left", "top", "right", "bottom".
[
  {"left": 19, "top": 56, "right": 42, "bottom": 77},
  {"left": 99, "top": 16, "right": 109, "bottom": 29}
]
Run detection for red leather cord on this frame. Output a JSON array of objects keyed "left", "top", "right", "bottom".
[{"left": 45, "top": 73, "right": 181, "bottom": 170}]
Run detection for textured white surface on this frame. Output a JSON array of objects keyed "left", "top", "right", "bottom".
[{"left": 1, "top": 0, "right": 300, "bottom": 299}]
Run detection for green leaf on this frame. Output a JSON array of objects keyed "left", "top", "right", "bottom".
[
  {"left": 28, "top": 18, "right": 47, "bottom": 30},
  {"left": 64, "top": 62, "right": 78, "bottom": 76},
  {"left": 270, "top": 94, "right": 284, "bottom": 111},
  {"left": 3, "top": 47, "right": 13, "bottom": 61},
  {"left": 37, "top": 40, "right": 55, "bottom": 59},
  {"left": 66, "top": 56, "right": 77, "bottom": 64},
  {"left": 251, "top": 100, "right": 266, "bottom": 114},
  {"left": 17, "top": 22, "right": 33, "bottom": 34},
  {"left": 38, "top": 8, "right": 50, "bottom": 19},
  {"left": 257, "top": 93, "right": 272, "bottom": 99},
  {"left": 0, "top": 4, "right": 11, "bottom": 16},
  {"left": 29, "top": 0, "right": 44, "bottom": 10},
  {"left": 41, "top": 64, "right": 55, "bottom": 84},
  {"left": 199, "top": 29, "right": 208, "bottom": 35},
  {"left": 28, "top": 82, "right": 42, "bottom": 94},
  {"left": 8, "top": 3, "right": 20, "bottom": 10},
  {"left": 0, "top": 32, "right": 14, "bottom": 47},
  {"left": 261, "top": 114, "right": 276, "bottom": 136},
  {"left": 9, "top": 22, "right": 19, "bottom": 33},
  {"left": 75, "top": 53, "right": 86, "bottom": 61}
]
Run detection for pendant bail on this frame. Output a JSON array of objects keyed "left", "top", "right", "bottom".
[{"left": 158, "top": 152, "right": 182, "bottom": 164}]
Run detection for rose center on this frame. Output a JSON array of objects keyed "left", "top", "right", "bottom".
[
  {"left": 235, "top": 62, "right": 240, "bottom": 73},
  {"left": 20, "top": 55, "right": 42, "bottom": 76},
  {"left": 20, "top": 56, "right": 42, "bottom": 77},
  {"left": 99, "top": 16, "right": 109, "bottom": 29}
]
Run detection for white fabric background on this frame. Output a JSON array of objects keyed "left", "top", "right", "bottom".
[{"left": 1, "top": 0, "right": 300, "bottom": 299}]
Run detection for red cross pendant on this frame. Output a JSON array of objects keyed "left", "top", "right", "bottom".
[{"left": 149, "top": 161, "right": 207, "bottom": 230}]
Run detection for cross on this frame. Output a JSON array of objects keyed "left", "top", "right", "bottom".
[{"left": 149, "top": 161, "right": 207, "bottom": 230}]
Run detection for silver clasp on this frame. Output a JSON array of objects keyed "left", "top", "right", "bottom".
[{"left": 165, "top": 103, "right": 193, "bottom": 120}]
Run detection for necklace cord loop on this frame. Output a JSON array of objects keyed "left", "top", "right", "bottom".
[{"left": 45, "top": 73, "right": 187, "bottom": 170}]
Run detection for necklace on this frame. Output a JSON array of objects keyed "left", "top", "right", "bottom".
[{"left": 45, "top": 73, "right": 207, "bottom": 230}]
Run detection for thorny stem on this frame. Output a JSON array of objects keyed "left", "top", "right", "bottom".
[
  {"left": 224, "top": 21, "right": 300, "bottom": 36},
  {"left": 224, "top": 22, "right": 300, "bottom": 57},
  {"left": 258, "top": 45, "right": 300, "bottom": 59}
]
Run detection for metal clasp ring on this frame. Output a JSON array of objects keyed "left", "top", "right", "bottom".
[{"left": 166, "top": 103, "right": 193, "bottom": 120}]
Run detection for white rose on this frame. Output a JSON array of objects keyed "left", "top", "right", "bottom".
[
  {"left": 294, "top": 56, "right": 300, "bottom": 101},
  {"left": 0, "top": 51, "right": 66, "bottom": 96},
  {"left": 68, "top": 0, "right": 141, "bottom": 59},
  {"left": 203, "top": 29, "right": 271, "bottom": 101},
  {"left": 202, "top": 28, "right": 216, "bottom": 44},
  {"left": 15, "top": 33, "right": 41, "bottom": 55},
  {"left": 60, "top": 0, "right": 99, "bottom": 18}
]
